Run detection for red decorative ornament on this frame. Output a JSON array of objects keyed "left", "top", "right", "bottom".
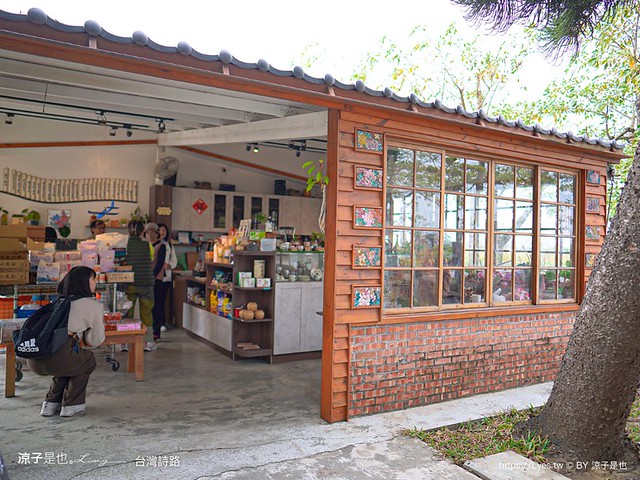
[{"left": 192, "top": 198, "right": 208, "bottom": 215}]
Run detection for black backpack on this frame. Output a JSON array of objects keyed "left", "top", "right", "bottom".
[{"left": 13, "top": 296, "right": 77, "bottom": 359}]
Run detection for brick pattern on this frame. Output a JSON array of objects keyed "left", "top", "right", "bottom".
[{"left": 349, "top": 312, "right": 575, "bottom": 417}]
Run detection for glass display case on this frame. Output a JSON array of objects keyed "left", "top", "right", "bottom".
[{"left": 275, "top": 252, "right": 324, "bottom": 282}]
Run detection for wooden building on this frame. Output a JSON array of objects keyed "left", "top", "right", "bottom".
[{"left": 0, "top": 8, "right": 624, "bottom": 423}]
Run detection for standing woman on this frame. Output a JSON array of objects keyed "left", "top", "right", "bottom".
[
  {"left": 28, "top": 266, "right": 105, "bottom": 418},
  {"left": 125, "top": 220, "right": 155, "bottom": 351},
  {"left": 157, "top": 223, "right": 174, "bottom": 333}
]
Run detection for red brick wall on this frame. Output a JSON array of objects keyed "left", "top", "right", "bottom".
[{"left": 349, "top": 312, "right": 575, "bottom": 417}]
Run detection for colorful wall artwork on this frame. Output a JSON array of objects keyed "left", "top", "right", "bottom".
[
  {"left": 354, "top": 207, "right": 383, "bottom": 228},
  {"left": 585, "top": 253, "right": 597, "bottom": 268},
  {"left": 587, "top": 170, "right": 601, "bottom": 185},
  {"left": 585, "top": 225, "right": 601, "bottom": 241},
  {"left": 355, "top": 129, "right": 384, "bottom": 153},
  {"left": 353, "top": 246, "right": 382, "bottom": 268},
  {"left": 353, "top": 285, "right": 382, "bottom": 308},
  {"left": 354, "top": 166, "right": 383, "bottom": 190},
  {"left": 586, "top": 197, "right": 600, "bottom": 213}
]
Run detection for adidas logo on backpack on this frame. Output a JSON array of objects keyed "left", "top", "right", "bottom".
[{"left": 16, "top": 338, "right": 39, "bottom": 354}]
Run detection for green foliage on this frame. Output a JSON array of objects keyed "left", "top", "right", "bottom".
[
  {"left": 406, "top": 407, "right": 549, "bottom": 464},
  {"left": 451, "top": 0, "right": 631, "bottom": 56},
  {"left": 302, "top": 158, "right": 329, "bottom": 193},
  {"left": 351, "top": 24, "right": 529, "bottom": 112}
]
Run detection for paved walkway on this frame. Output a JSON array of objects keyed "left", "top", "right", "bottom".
[{"left": 1, "top": 328, "right": 553, "bottom": 479}]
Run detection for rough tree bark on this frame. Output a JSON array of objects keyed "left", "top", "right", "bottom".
[{"left": 527, "top": 144, "right": 640, "bottom": 466}]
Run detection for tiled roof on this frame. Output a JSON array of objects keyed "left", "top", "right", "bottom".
[{"left": 0, "top": 7, "right": 625, "bottom": 151}]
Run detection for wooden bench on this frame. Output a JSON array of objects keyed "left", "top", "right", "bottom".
[{"left": 2, "top": 324, "right": 146, "bottom": 398}]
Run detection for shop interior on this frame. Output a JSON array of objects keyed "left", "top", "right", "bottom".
[{"left": 0, "top": 47, "right": 330, "bottom": 411}]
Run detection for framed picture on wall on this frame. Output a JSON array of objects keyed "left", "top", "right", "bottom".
[
  {"left": 352, "top": 246, "right": 382, "bottom": 268},
  {"left": 353, "top": 206, "right": 383, "bottom": 229},
  {"left": 354, "top": 165, "right": 383, "bottom": 190},
  {"left": 355, "top": 128, "right": 384, "bottom": 153},
  {"left": 352, "top": 285, "right": 382, "bottom": 308}
]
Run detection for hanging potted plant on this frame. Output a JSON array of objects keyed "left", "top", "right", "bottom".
[
  {"left": 302, "top": 158, "right": 329, "bottom": 233},
  {"left": 0, "top": 207, "right": 8, "bottom": 225}
]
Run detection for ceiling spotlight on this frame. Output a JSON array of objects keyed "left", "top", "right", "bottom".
[
  {"left": 246, "top": 144, "right": 251, "bottom": 152},
  {"left": 109, "top": 126, "right": 117, "bottom": 137},
  {"left": 296, "top": 151, "right": 301, "bottom": 157},
  {"left": 252, "top": 144, "right": 260, "bottom": 153},
  {"left": 157, "top": 119, "right": 166, "bottom": 133},
  {"left": 5, "top": 113, "right": 13, "bottom": 125},
  {"left": 126, "top": 129, "right": 133, "bottom": 137},
  {"left": 97, "top": 111, "right": 107, "bottom": 125}
]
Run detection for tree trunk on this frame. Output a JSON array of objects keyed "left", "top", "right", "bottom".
[{"left": 527, "top": 144, "right": 640, "bottom": 465}]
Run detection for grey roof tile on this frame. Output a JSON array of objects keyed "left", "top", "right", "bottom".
[{"left": 0, "top": 7, "right": 625, "bottom": 151}]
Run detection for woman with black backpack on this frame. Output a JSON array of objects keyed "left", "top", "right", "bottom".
[{"left": 28, "top": 266, "right": 105, "bottom": 418}]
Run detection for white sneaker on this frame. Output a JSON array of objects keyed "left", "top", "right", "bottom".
[
  {"left": 160, "top": 325, "right": 167, "bottom": 333},
  {"left": 60, "top": 404, "right": 86, "bottom": 417},
  {"left": 144, "top": 342, "right": 157, "bottom": 352},
  {"left": 120, "top": 344, "right": 129, "bottom": 352},
  {"left": 40, "top": 401, "right": 61, "bottom": 417}
]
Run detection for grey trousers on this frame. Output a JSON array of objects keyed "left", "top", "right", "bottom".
[{"left": 27, "top": 337, "right": 97, "bottom": 407}]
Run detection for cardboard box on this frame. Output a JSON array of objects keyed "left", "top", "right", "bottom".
[
  {"left": 240, "top": 277, "right": 256, "bottom": 288},
  {"left": 0, "top": 226, "right": 31, "bottom": 285},
  {"left": 237, "top": 272, "right": 252, "bottom": 285},
  {"left": 256, "top": 278, "right": 271, "bottom": 288}
]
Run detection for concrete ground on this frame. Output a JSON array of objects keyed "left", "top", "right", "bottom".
[{"left": 0, "top": 328, "right": 553, "bottom": 479}]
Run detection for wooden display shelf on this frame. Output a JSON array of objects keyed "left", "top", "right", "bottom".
[
  {"left": 232, "top": 346, "right": 272, "bottom": 358},
  {"left": 207, "top": 261, "right": 233, "bottom": 268},
  {"left": 186, "top": 277, "right": 207, "bottom": 284},
  {"left": 234, "top": 286, "right": 272, "bottom": 291},
  {"left": 232, "top": 316, "right": 273, "bottom": 323},
  {"left": 186, "top": 301, "right": 207, "bottom": 310}
]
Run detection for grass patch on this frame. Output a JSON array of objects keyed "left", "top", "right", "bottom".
[
  {"left": 405, "top": 405, "right": 548, "bottom": 465},
  {"left": 408, "top": 395, "right": 640, "bottom": 466}
]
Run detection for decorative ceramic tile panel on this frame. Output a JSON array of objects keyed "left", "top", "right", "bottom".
[
  {"left": 586, "top": 197, "right": 600, "bottom": 213},
  {"left": 353, "top": 285, "right": 382, "bottom": 308},
  {"left": 355, "top": 129, "right": 384, "bottom": 153},
  {"left": 354, "top": 207, "right": 383, "bottom": 228},
  {"left": 585, "top": 253, "right": 597, "bottom": 268},
  {"left": 354, "top": 166, "right": 383, "bottom": 189},
  {"left": 585, "top": 225, "right": 601, "bottom": 241},
  {"left": 587, "top": 170, "right": 601, "bottom": 185},
  {"left": 353, "top": 246, "right": 382, "bottom": 268}
]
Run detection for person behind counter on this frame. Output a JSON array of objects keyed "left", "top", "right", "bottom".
[
  {"left": 89, "top": 219, "right": 106, "bottom": 239},
  {"left": 28, "top": 266, "right": 105, "bottom": 418},
  {"left": 124, "top": 220, "right": 156, "bottom": 352}
]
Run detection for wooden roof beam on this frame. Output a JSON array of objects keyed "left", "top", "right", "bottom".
[{"left": 158, "top": 110, "right": 328, "bottom": 147}]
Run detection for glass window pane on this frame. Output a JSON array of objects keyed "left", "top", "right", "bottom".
[
  {"left": 494, "top": 234, "right": 513, "bottom": 267},
  {"left": 464, "top": 233, "right": 486, "bottom": 266},
  {"left": 495, "top": 164, "right": 515, "bottom": 198},
  {"left": 540, "top": 205, "right": 557, "bottom": 235},
  {"left": 515, "top": 167, "right": 533, "bottom": 200},
  {"left": 514, "top": 201, "right": 533, "bottom": 233},
  {"left": 466, "top": 159, "right": 488, "bottom": 194},
  {"left": 413, "top": 270, "right": 439, "bottom": 307},
  {"left": 416, "top": 151, "right": 441, "bottom": 190},
  {"left": 540, "top": 170, "right": 558, "bottom": 202},
  {"left": 414, "top": 231, "right": 440, "bottom": 267},
  {"left": 445, "top": 194, "right": 464, "bottom": 229},
  {"left": 540, "top": 237, "right": 557, "bottom": 267},
  {"left": 386, "top": 188, "right": 413, "bottom": 227},
  {"left": 443, "top": 231, "right": 463, "bottom": 267},
  {"left": 514, "top": 269, "right": 532, "bottom": 301},
  {"left": 443, "top": 269, "right": 462, "bottom": 304},
  {"left": 387, "top": 147, "right": 414, "bottom": 187},
  {"left": 464, "top": 269, "right": 486, "bottom": 303},
  {"left": 515, "top": 235, "right": 533, "bottom": 266},
  {"left": 384, "top": 270, "right": 411, "bottom": 308},
  {"left": 445, "top": 156, "right": 464, "bottom": 192},
  {"left": 559, "top": 205, "right": 574, "bottom": 236},
  {"left": 559, "top": 237, "right": 574, "bottom": 268},
  {"left": 385, "top": 230, "right": 412, "bottom": 268},
  {"left": 492, "top": 270, "right": 513, "bottom": 302},
  {"left": 415, "top": 191, "right": 440, "bottom": 228},
  {"left": 558, "top": 269, "right": 575, "bottom": 300},
  {"left": 495, "top": 199, "right": 514, "bottom": 231},
  {"left": 559, "top": 173, "right": 575, "bottom": 204},
  {"left": 214, "top": 194, "right": 226, "bottom": 228},
  {"left": 540, "top": 270, "right": 557, "bottom": 300},
  {"left": 465, "top": 196, "right": 487, "bottom": 230}
]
